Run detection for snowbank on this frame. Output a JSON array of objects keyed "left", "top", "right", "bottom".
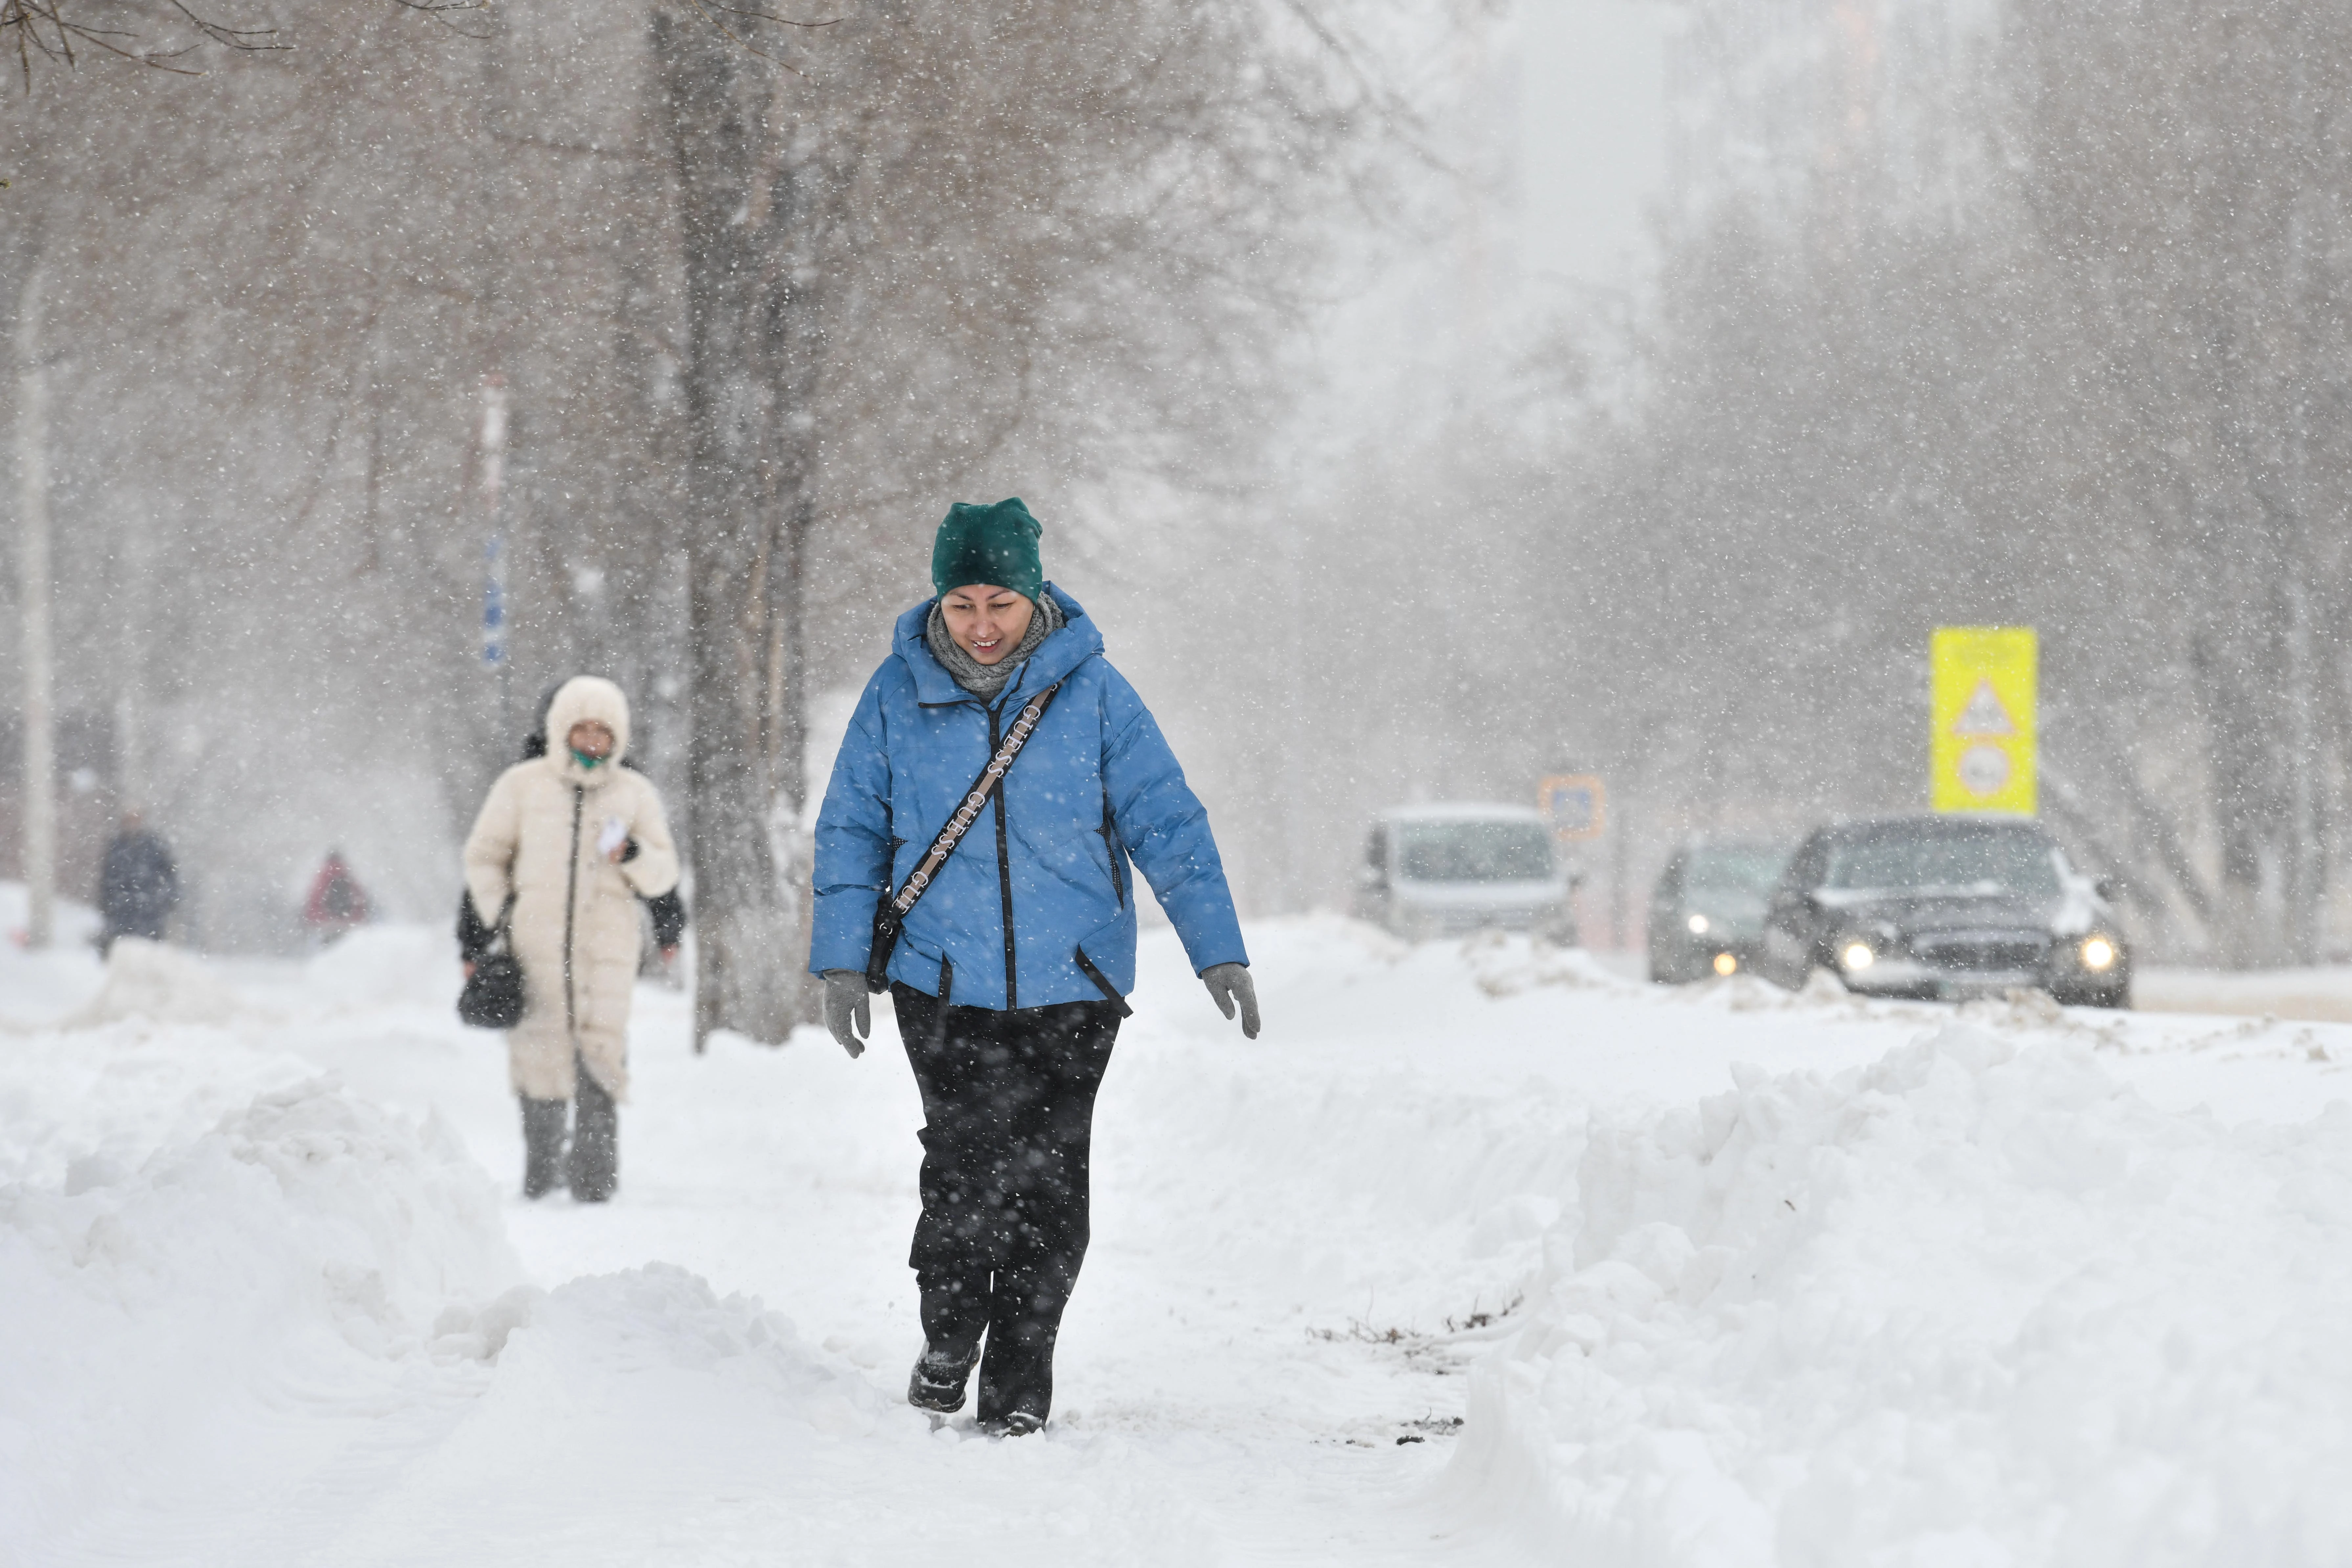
[
  {"left": 0, "top": 1008, "right": 1005, "bottom": 1564},
  {"left": 0, "top": 879, "right": 102, "bottom": 950},
  {"left": 0, "top": 882, "right": 106, "bottom": 1027},
  {"left": 300, "top": 921, "right": 465, "bottom": 1012},
  {"left": 325, "top": 1265, "right": 952, "bottom": 1563},
  {"left": 1444, "top": 1023, "right": 2352, "bottom": 1563},
  {"left": 0, "top": 1075, "right": 526, "bottom": 1559},
  {"left": 62, "top": 935, "right": 255, "bottom": 1028}
]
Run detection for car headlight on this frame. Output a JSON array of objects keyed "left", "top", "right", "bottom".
[
  {"left": 1840, "top": 939, "right": 1875, "bottom": 972},
  {"left": 1687, "top": 913, "right": 1710, "bottom": 935},
  {"left": 1712, "top": 952, "right": 1739, "bottom": 977},
  {"left": 2079, "top": 936, "right": 2118, "bottom": 972}
]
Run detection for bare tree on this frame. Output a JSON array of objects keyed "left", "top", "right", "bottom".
[
  {"left": 650, "top": 7, "right": 815, "bottom": 1047},
  {"left": 1, "top": 0, "right": 1355, "bottom": 977},
  {"left": 0, "top": 0, "right": 479, "bottom": 85},
  {"left": 2005, "top": 0, "right": 2352, "bottom": 963}
]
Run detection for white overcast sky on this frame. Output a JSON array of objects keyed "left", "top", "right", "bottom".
[{"left": 1513, "top": 0, "right": 1671, "bottom": 294}]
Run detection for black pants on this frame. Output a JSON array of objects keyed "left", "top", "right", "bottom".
[
  {"left": 519, "top": 1054, "right": 618, "bottom": 1201},
  {"left": 893, "top": 982, "right": 1122, "bottom": 1426}
]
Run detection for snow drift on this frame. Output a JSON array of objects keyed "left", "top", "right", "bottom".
[
  {"left": 63, "top": 936, "right": 254, "bottom": 1028},
  {"left": 0, "top": 1017, "right": 942, "bottom": 1567},
  {"left": 299, "top": 922, "right": 465, "bottom": 1012},
  {"left": 0, "top": 1075, "right": 526, "bottom": 1561},
  {"left": 1446, "top": 1023, "right": 2352, "bottom": 1564}
]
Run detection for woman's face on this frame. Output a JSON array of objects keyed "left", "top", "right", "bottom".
[
  {"left": 939, "top": 585, "right": 1034, "bottom": 666},
  {"left": 568, "top": 720, "right": 616, "bottom": 760}
]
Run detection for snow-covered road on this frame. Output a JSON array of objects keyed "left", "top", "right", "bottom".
[{"left": 8, "top": 914, "right": 2352, "bottom": 1565}]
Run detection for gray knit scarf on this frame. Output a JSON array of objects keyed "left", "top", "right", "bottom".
[{"left": 925, "top": 591, "right": 1064, "bottom": 701}]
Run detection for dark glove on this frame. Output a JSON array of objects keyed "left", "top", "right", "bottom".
[
  {"left": 823, "top": 969, "right": 870, "bottom": 1058},
  {"left": 455, "top": 893, "right": 496, "bottom": 962},
  {"left": 641, "top": 888, "right": 687, "bottom": 950},
  {"left": 1201, "top": 962, "right": 1260, "bottom": 1039}
]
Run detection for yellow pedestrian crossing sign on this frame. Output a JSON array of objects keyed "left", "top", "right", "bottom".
[{"left": 1931, "top": 627, "right": 2036, "bottom": 814}]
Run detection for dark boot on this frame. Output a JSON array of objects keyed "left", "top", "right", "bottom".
[
  {"left": 908, "top": 1273, "right": 990, "bottom": 1412},
  {"left": 974, "top": 1261, "right": 1076, "bottom": 1433},
  {"left": 519, "top": 1097, "right": 568, "bottom": 1199},
  {"left": 979, "top": 1409, "right": 1045, "bottom": 1438},
  {"left": 568, "top": 1063, "right": 619, "bottom": 1202},
  {"left": 908, "top": 1348, "right": 981, "bottom": 1413}
]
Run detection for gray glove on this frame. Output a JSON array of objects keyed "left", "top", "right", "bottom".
[
  {"left": 1201, "top": 962, "right": 1260, "bottom": 1039},
  {"left": 822, "top": 969, "right": 870, "bottom": 1058}
]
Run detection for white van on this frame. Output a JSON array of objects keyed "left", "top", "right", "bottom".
[{"left": 1351, "top": 804, "right": 1579, "bottom": 943}]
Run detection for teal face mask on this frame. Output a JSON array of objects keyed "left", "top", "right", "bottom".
[{"left": 571, "top": 749, "right": 604, "bottom": 770}]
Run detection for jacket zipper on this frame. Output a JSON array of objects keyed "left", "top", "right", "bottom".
[
  {"left": 988, "top": 701, "right": 1019, "bottom": 1009},
  {"left": 1101, "top": 795, "right": 1126, "bottom": 910},
  {"left": 563, "top": 784, "right": 583, "bottom": 1036}
]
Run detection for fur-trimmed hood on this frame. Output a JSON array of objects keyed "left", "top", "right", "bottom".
[{"left": 545, "top": 676, "right": 632, "bottom": 788}]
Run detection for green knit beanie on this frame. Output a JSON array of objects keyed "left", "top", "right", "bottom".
[{"left": 931, "top": 497, "right": 1044, "bottom": 601}]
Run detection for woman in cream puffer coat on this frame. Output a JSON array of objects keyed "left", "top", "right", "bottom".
[{"left": 463, "top": 675, "right": 679, "bottom": 1199}]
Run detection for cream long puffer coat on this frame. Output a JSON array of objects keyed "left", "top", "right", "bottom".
[{"left": 463, "top": 676, "right": 679, "bottom": 1102}]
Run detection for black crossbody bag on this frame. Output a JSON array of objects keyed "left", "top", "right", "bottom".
[
  {"left": 457, "top": 894, "right": 528, "bottom": 1029},
  {"left": 865, "top": 678, "right": 1066, "bottom": 993}
]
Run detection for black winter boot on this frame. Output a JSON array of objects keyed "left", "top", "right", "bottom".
[
  {"left": 907, "top": 1273, "right": 990, "bottom": 1412},
  {"left": 978, "top": 1409, "right": 1045, "bottom": 1438},
  {"left": 974, "top": 1263, "right": 1067, "bottom": 1436},
  {"left": 908, "top": 1348, "right": 981, "bottom": 1414},
  {"left": 519, "top": 1097, "right": 568, "bottom": 1199},
  {"left": 568, "top": 1064, "right": 619, "bottom": 1202}
]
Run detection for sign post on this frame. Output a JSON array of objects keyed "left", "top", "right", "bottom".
[
  {"left": 1931, "top": 627, "right": 2036, "bottom": 815},
  {"left": 1539, "top": 775, "right": 1606, "bottom": 841},
  {"left": 1541, "top": 773, "right": 1606, "bottom": 946},
  {"left": 479, "top": 375, "right": 512, "bottom": 734}
]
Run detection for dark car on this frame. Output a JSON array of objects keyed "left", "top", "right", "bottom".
[
  {"left": 1648, "top": 837, "right": 1790, "bottom": 982},
  {"left": 1756, "top": 815, "right": 2129, "bottom": 1006}
]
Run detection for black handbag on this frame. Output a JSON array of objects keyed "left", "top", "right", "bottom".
[
  {"left": 457, "top": 896, "right": 528, "bottom": 1029},
  {"left": 866, "top": 677, "right": 1066, "bottom": 992}
]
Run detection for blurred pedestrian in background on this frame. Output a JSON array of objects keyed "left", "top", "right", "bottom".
[
  {"left": 303, "top": 851, "right": 372, "bottom": 945},
  {"left": 462, "top": 676, "right": 680, "bottom": 1202},
  {"left": 97, "top": 809, "right": 178, "bottom": 952},
  {"left": 812, "top": 497, "right": 1258, "bottom": 1436}
]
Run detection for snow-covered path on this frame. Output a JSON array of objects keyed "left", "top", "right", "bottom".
[{"left": 9, "top": 914, "right": 2352, "bottom": 1565}]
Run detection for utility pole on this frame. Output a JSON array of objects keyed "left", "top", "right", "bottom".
[
  {"left": 2279, "top": 80, "right": 2324, "bottom": 965},
  {"left": 15, "top": 266, "right": 54, "bottom": 950}
]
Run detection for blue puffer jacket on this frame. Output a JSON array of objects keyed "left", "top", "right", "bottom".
[{"left": 810, "top": 585, "right": 1247, "bottom": 1010}]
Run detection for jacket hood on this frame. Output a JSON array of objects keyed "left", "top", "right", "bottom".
[
  {"left": 545, "top": 675, "right": 632, "bottom": 784},
  {"left": 893, "top": 582, "right": 1101, "bottom": 707}
]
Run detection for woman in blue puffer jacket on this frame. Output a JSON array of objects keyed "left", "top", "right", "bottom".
[{"left": 811, "top": 497, "right": 1258, "bottom": 1436}]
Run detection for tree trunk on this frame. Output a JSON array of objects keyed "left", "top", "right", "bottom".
[{"left": 654, "top": 13, "right": 810, "bottom": 1048}]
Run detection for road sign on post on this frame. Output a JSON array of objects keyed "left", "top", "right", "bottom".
[
  {"left": 479, "top": 375, "right": 509, "bottom": 673},
  {"left": 1540, "top": 775, "right": 1606, "bottom": 840},
  {"left": 1931, "top": 627, "right": 2036, "bottom": 814}
]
